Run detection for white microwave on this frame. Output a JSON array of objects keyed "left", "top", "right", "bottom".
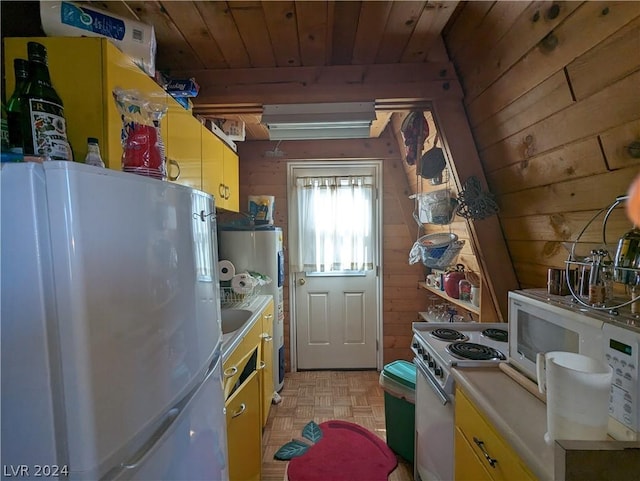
[
  {"left": 508, "top": 289, "right": 640, "bottom": 441},
  {"left": 508, "top": 290, "right": 605, "bottom": 381}
]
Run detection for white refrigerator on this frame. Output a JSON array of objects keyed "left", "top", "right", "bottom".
[
  {"left": 1, "top": 162, "right": 229, "bottom": 480},
  {"left": 218, "top": 227, "right": 285, "bottom": 392}
]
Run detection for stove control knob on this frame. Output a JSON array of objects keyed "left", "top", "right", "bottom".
[
  {"left": 417, "top": 347, "right": 424, "bottom": 355},
  {"left": 412, "top": 341, "right": 419, "bottom": 349},
  {"left": 434, "top": 366, "right": 443, "bottom": 377},
  {"left": 422, "top": 353, "right": 429, "bottom": 361},
  {"left": 425, "top": 352, "right": 431, "bottom": 362},
  {"left": 428, "top": 360, "right": 435, "bottom": 368}
]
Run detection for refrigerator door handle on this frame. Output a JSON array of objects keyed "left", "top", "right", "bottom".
[{"left": 120, "top": 407, "right": 181, "bottom": 470}]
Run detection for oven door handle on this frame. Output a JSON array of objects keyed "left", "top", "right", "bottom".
[{"left": 415, "top": 358, "right": 450, "bottom": 406}]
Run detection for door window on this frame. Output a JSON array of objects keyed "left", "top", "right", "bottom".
[{"left": 294, "top": 175, "right": 374, "bottom": 274}]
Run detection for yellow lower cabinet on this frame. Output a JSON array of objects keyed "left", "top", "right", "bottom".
[
  {"left": 260, "top": 299, "right": 275, "bottom": 427},
  {"left": 226, "top": 369, "right": 262, "bottom": 481},
  {"left": 455, "top": 388, "right": 536, "bottom": 481},
  {"left": 455, "top": 427, "right": 493, "bottom": 481}
]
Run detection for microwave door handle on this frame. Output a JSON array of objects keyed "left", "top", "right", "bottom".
[{"left": 415, "top": 359, "right": 450, "bottom": 405}]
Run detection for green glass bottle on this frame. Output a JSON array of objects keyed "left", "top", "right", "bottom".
[
  {"left": 19, "top": 42, "right": 73, "bottom": 161},
  {"left": 1, "top": 102, "right": 9, "bottom": 152},
  {"left": 6, "top": 58, "right": 29, "bottom": 153}
]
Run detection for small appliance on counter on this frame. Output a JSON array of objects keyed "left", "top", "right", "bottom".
[{"left": 508, "top": 289, "right": 640, "bottom": 442}]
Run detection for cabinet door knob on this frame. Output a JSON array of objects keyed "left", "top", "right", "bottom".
[
  {"left": 224, "top": 185, "right": 230, "bottom": 199},
  {"left": 231, "top": 403, "right": 246, "bottom": 418},
  {"left": 299, "top": 278, "right": 306, "bottom": 285},
  {"left": 223, "top": 366, "right": 238, "bottom": 378},
  {"left": 219, "top": 183, "right": 225, "bottom": 198},
  {"left": 167, "top": 159, "right": 180, "bottom": 181}
]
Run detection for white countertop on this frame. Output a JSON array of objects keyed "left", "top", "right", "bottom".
[
  {"left": 221, "top": 294, "right": 272, "bottom": 360},
  {"left": 452, "top": 366, "right": 555, "bottom": 481}
]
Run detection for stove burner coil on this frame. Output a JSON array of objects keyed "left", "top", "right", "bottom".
[
  {"left": 430, "top": 328, "right": 469, "bottom": 342},
  {"left": 446, "top": 342, "right": 506, "bottom": 361},
  {"left": 481, "top": 328, "right": 508, "bottom": 343}
]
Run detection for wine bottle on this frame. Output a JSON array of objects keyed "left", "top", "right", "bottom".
[
  {"left": 19, "top": 42, "right": 73, "bottom": 161},
  {"left": 1, "top": 102, "right": 9, "bottom": 152},
  {"left": 6, "top": 58, "right": 29, "bottom": 153}
]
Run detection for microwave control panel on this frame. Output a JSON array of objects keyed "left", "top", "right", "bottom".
[{"left": 604, "top": 322, "right": 639, "bottom": 439}]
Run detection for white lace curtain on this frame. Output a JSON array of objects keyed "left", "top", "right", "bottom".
[{"left": 295, "top": 175, "right": 374, "bottom": 273}]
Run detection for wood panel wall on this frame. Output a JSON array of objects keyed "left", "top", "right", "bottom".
[
  {"left": 443, "top": 0, "right": 640, "bottom": 288},
  {"left": 236, "top": 130, "right": 430, "bottom": 370}
]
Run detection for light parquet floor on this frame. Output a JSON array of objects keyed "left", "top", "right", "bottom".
[{"left": 261, "top": 370, "right": 414, "bottom": 481}]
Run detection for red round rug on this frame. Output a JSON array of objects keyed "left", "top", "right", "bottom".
[{"left": 285, "top": 420, "right": 398, "bottom": 481}]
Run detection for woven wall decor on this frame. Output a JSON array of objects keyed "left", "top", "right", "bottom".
[{"left": 456, "top": 176, "right": 499, "bottom": 220}]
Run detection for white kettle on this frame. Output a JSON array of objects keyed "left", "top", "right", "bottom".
[{"left": 537, "top": 351, "right": 612, "bottom": 445}]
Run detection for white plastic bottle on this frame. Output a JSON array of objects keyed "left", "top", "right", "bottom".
[{"left": 84, "top": 137, "right": 105, "bottom": 168}]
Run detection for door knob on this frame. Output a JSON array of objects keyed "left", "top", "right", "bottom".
[{"left": 299, "top": 278, "right": 306, "bottom": 285}]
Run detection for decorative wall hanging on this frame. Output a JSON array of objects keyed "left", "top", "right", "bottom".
[{"left": 456, "top": 176, "right": 499, "bottom": 220}]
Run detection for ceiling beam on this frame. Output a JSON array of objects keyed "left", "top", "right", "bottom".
[{"left": 175, "top": 62, "right": 462, "bottom": 109}]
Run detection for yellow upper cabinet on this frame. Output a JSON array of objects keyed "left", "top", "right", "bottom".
[
  {"left": 166, "top": 106, "right": 202, "bottom": 191},
  {"left": 4, "top": 37, "right": 168, "bottom": 169},
  {"left": 4, "top": 36, "right": 240, "bottom": 211},
  {"left": 223, "top": 147, "right": 240, "bottom": 211},
  {"left": 202, "top": 123, "right": 225, "bottom": 206},
  {"left": 202, "top": 123, "right": 239, "bottom": 211}
]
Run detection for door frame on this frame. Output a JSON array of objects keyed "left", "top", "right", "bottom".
[{"left": 287, "top": 160, "right": 384, "bottom": 372}]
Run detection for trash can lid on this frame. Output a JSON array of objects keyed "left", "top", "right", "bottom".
[{"left": 382, "top": 360, "right": 416, "bottom": 389}]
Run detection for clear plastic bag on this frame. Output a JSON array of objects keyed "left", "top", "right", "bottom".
[
  {"left": 113, "top": 89, "right": 168, "bottom": 179},
  {"left": 417, "top": 189, "right": 458, "bottom": 225}
]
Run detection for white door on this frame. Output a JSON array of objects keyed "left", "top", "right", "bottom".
[{"left": 288, "top": 162, "right": 381, "bottom": 370}]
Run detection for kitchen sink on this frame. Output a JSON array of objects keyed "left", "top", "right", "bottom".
[{"left": 221, "top": 309, "right": 253, "bottom": 334}]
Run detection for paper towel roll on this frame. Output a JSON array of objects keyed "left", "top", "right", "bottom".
[
  {"left": 218, "top": 260, "right": 236, "bottom": 281},
  {"left": 231, "top": 273, "right": 253, "bottom": 295}
]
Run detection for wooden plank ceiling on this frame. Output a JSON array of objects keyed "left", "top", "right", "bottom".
[{"left": 85, "top": 0, "right": 459, "bottom": 140}]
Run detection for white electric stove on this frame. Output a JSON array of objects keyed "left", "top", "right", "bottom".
[
  {"left": 411, "top": 321, "right": 508, "bottom": 394},
  {"left": 411, "top": 321, "right": 508, "bottom": 481}
]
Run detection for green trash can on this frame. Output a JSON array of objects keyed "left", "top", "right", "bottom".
[{"left": 379, "top": 360, "right": 416, "bottom": 463}]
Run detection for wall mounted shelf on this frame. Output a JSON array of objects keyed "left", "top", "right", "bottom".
[{"left": 419, "top": 281, "right": 480, "bottom": 315}]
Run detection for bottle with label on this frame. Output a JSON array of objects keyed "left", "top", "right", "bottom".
[
  {"left": 84, "top": 137, "right": 105, "bottom": 168},
  {"left": 1, "top": 102, "right": 9, "bottom": 152},
  {"left": 19, "top": 42, "right": 73, "bottom": 161},
  {"left": 6, "top": 58, "right": 30, "bottom": 153}
]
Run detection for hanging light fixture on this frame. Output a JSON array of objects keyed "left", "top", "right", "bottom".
[{"left": 261, "top": 102, "right": 376, "bottom": 140}]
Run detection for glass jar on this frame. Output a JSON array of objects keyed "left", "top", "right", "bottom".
[{"left": 458, "top": 279, "right": 472, "bottom": 302}]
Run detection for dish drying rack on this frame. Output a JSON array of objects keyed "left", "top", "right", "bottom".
[{"left": 220, "top": 285, "right": 259, "bottom": 308}]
